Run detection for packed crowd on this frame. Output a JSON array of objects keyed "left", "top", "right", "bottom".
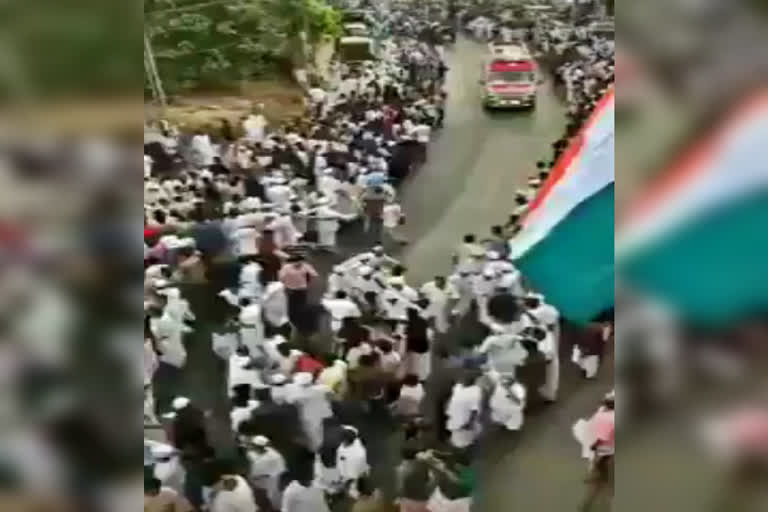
[{"left": 144, "top": 5, "right": 614, "bottom": 512}]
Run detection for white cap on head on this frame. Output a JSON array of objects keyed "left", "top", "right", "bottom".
[
  {"left": 486, "top": 251, "right": 500, "bottom": 260},
  {"left": 388, "top": 276, "right": 405, "bottom": 286},
  {"left": 358, "top": 265, "right": 373, "bottom": 276},
  {"left": 172, "top": 397, "right": 190, "bottom": 410},
  {"left": 252, "top": 435, "right": 270, "bottom": 447},
  {"left": 271, "top": 374, "right": 287, "bottom": 385},
  {"left": 483, "top": 268, "right": 496, "bottom": 277}
]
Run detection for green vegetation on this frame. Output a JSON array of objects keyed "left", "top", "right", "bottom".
[{"left": 145, "top": 0, "right": 342, "bottom": 96}]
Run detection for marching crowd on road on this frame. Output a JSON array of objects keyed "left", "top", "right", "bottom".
[{"left": 144, "top": 4, "right": 614, "bottom": 512}]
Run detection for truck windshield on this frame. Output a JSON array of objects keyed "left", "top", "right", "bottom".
[
  {"left": 340, "top": 43, "right": 373, "bottom": 62},
  {"left": 488, "top": 71, "right": 535, "bottom": 82}
]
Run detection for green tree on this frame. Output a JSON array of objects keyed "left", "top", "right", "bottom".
[{"left": 145, "top": 0, "right": 341, "bottom": 96}]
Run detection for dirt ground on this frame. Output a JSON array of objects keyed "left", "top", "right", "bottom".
[{"left": 146, "top": 80, "right": 308, "bottom": 136}]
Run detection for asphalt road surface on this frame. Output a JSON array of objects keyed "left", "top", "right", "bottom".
[
  {"left": 398, "top": 37, "right": 614, "bottom": 512},
  {"left": 151, "top": 36, "right": 615, "bottom": 511}
]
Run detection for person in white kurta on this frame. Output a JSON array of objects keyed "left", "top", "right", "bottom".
[
  {"left": 336, "top": 427, "right": 369, "bottom": 498},
  {"left": 144, "top": 339, "right": 160, "bottom": 424},
  {"left": 243, "top": 111, "right": 267, "bottom": 144},
  {"left": 230, "top": 393, "right": 260, "bottom": 434},
  {"left": 157, "top": 285, "right": 194, "bottom": 330},
  {"left": 191, "top": 132, "right": 216, "bottom": 167},
  {"left": 312, "top": 200, "right": 356, "bottom": 248},
  {"left": 269, "top": 213, "right": 300, "bottom": 249},
  {"left": 532, "top": 325, "right": 560, "bottom": 402},
  {"left": 261, "top": 281, "right": 289, "bottom": 332},
  {"left": 228, "top": 348, "right": 264, "bottom": 398},
  {"left": 445, "top": 376, "right": 483, "bottom": 449},
  {"left": 210, "top": 474, "right": 258, "bottom": 512},
  {"left": 282, "top": 477, "right": 331, "bottom": 512},
  {"left": 448, "top": 271, "right": 474, "bottom": 318},
  {"left": 322, "top": 291, "right": 362, "bottom": 334},
  {"left": 489, "top": 374, "right": 527, "bottom": 431},
  {"left": 239, "top": 260, "right": 264, "bottom": 300},
  {"left": 149, "top": 308, "right": 187, "bottom": 368},
  {"left": 239, "top": 299, "right": 265, "bottom": 357},
  {"left": 477, "top": 331, "right": 527, "bottom": 378},
  {"left": 246, "top": 436, "right": 286, "bottom": 509},
  {"left": 289, "top": 373, "right": 334, "bottom": 451},
  {"left": 420, "top": 276, "right": 454, "bottom": 334}
]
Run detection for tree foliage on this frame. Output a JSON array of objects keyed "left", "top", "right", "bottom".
[{"left": 145, "top": 0, "right": 342, "bottom": 95}]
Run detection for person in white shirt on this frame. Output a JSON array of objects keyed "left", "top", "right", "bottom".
[
  {"left": 381, "top": 276, "right": 419, "bottom": 323},
  {"left": 227, "top": 346, "right": 262, "bottom": 397},
  {"left": 382, "top": 197, "right": 406, "bottom": 249},
  {"left": 445, "top": 374, "right": 483, "bottom": 449},
  {"left": 396, "top": 374, "right": 425, "bottom": 418},
  {"left": 239, "top": 258, "right": 264, "bottom": 300},
  {"left": 477, "top": 329, "right": 528, "bottom": 378},
  {"left": 288, "top": 372, "right": 334, "bottom": 451},
  {"left": 210, "top": 474, "right": 258, "bottom": 512},
  {"left": 243, "top": 106, "right": 267, "bottom": 144},
  {"left": 230, "top": 383, "right": 260, "bottom": 434},
  {"left": 336, "top": 426, "right": 370, "bottom": 498},
  {"left": 528, "top": 325, "right": 560, "bottom": 402},
  {"left": 261, "top": 280, "right": 290, "bottom": 336},
  {"left": 318, "top": 168, "right": 342, "bottom": 199},
  {"left": 269, "top": 211, "right": 300, "bottom": 249},
  {"left": 266, "top": 179, "right": 293, "bottom": 211},
  {"left": 420, "top": 276, "right": 454, "bottom": 334},
  {"left": 376, "top": 339, "right": 402, "bottom": 378},
  {"left": 322, "top": 290, "right": 362, "bottom": 334},
  {"left": 489, "top": 372, "right": 527, "bottom": 431},
  {"left": 474, "top": 268, "right": 499, "bottom": 326},
  {"left": 190, "top": 130, "right": 216, "bottom": 167},
  {"left": 239, "top": 297, "right": 265, "bottom": 357},
  {"left": 246, "top": 435, "right": 286, "bottom": 509},
  {"left": 282, "top": 474, "right": 331, "bottom": 512},
  {"left": 148, "top": 306, "right": 187, "bottom": 369},
  {"left": 310, "top": 197, "right": 356, "bottom": 249}
]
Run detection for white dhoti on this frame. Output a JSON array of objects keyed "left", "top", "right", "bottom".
[
  {"left": 539, "top": 356, "right": 560, "bottom": 400},
  {"left": 240, "top": 326, "right": 264, "bottom": 357},
  {"left": 428, "top": 489, "right": 472, "bottom": 512},
  {"left": 449, "top": 424, "right": 480, "bottom": 449}
]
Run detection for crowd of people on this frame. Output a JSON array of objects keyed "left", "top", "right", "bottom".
[{"left": 144, "top": 3, "right": 615, "bottom": 512}]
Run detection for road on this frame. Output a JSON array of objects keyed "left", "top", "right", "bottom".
[
  {"left": 151, "top": 36, "right": 614, "bottom": 511},
  {"left": 398, "top": 37, "right": 614, "bottom": 512}
]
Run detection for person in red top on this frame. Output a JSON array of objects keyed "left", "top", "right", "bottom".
[{"left": 295, "top": 353, "right": 326, "bottom": 378}]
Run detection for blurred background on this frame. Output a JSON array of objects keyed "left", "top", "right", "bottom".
[{"left": 0, "top": 0, "right": 766, "bottom": 511}]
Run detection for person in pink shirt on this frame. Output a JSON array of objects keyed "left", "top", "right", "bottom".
[
  {"left": 580, "top": 393, "right": 615, "bottom": 512},
  {"left": 279, "top": 255, "right": 319, "bottom": 324}
]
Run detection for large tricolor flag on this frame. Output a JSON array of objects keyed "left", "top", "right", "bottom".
[
  {"left": 511, "top": 89, "right": 615, "bottom": 323},
  {"left": 617, "top": 89, "right": 768, "bottom": 325}
]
